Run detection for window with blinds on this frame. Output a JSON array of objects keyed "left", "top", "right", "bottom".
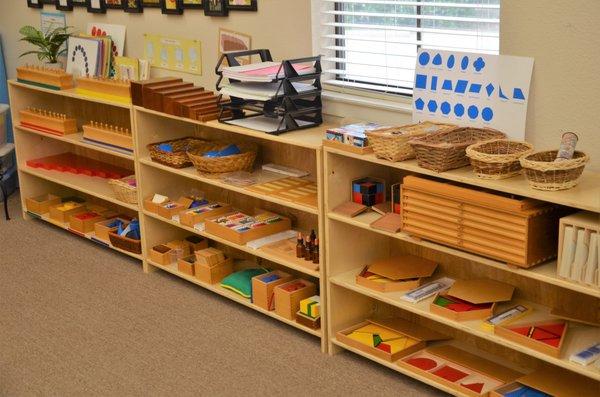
[{"left": 316, "top": 0, "right": 500, "bottom": 96}]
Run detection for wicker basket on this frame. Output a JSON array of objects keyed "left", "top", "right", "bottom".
[
  {"left": 366, "top": 121, "right": 456, "bottom": 162},
  {"left": 409, "top": 127, "right": 506, "bottom": 172},
  {"left": 109, "top": 175, "right": 138, "bottom": 204},
  {"left": 520, "top": 150, "right": 589, "bottom": 191},
  {"left": 466, "top": 139, "right": 534, "bottom": 179},
  {"left": 108, "top": 231, "right": 141, "bottom": 254},
  {"left": 147, "top": 137, "right": 208, "bottom": 168},
  {"left": 187, "top": 142, "right": 258, "bottom": 175}
]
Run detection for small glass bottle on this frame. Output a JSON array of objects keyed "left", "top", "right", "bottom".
[
  {"left": 296, "top": 232, "right": 304, "bottom": 258},
  {"left": 312, "top": 239, "right": 319, "bottom": 264}
]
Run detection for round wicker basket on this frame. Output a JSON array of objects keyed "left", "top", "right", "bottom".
[
  {"left": 520, "top": 150, "right": 589, "bottom": 191},
  {"left": 466, "top": 139, "right": 534, "bottom": 179},
  {"left": 147, "top": 137, "right": 209, "bottom": 169},
  {"left": 187, "top": 142, "right": 258, "bottom": 175}
]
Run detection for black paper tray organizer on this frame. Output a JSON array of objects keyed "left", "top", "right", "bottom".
[{"left": 215, "top": 49, "right": 323, "bottom": 135}]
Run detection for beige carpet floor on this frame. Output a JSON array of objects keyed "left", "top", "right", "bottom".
[{"left": 0, "top": 192, "right": 444, "bottom": 396}]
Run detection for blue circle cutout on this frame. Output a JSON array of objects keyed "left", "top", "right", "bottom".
[
  {"left": 447, "top": 55, "right": 455, "bottom": 69},
  {"left": 418, "top": 52, "right": 430, "bottom": 66},
  {"left": 468, "top": 105, "right": 479, "bottom": 119},
  {"left": 482, "top": 107, "right": 494, "bottom": 121},
  {"left": 461, "top": 56, "right": 469, "bottom": 70},
  {"left": 441, "top": 101, "right": 451, "bottom": 115},
  {"left": 454, "top": 104, "right": 465, "bottom": 117}
]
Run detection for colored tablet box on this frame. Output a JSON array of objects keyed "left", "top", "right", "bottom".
[
  {"left": 494, "top": 321, "right": 568, "bottom": 358},
  {"left": 296, "top": 311, "right": 321, "bottom": 330},
  {"left": 252, "top": 270, "right": 294, "bottom": 311},
  {"left": 205, "top": 210, "right": 292, "bottom": 245},
  {"left": 150, "top": 244, "right": 175, "bottom": 266},
  {"left": 273, "top": 279, "right": 317, "bottom": 320},
  {"left": 195, "top": 256, "right": 233, "bottom": 285},
  {"left": 336, "top": 318, "right": 447, "bottom": 362},
  {"left": 49, "top": 202, "right": 87, "bottom": 224},
  {"left": 25, "top": 193, "right": 61, "bottom": 215},
  {"left": 179, "top": 202, "right": 231, "bottom": 227},
  {"left": 177, "top": 255, "right": 196, "bottom": 276},
  {"left": 69, "top": 212, "right": 105, "bottom": 234},
  {"left": 94, "top": 218, "right": 128, "bottom": 242},
  {"left": 184, "top": 235, "right": 208, "bottom": 252},
  {"left": 157, "top": 197, "right": 194, "bottom": 219},
  {"left": 143, "top": 195, "right": 169, "bottom": 214}
]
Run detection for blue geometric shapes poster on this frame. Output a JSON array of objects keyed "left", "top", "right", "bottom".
[{"left": 412, "top": 49, "right": 534, "bottom": 139}]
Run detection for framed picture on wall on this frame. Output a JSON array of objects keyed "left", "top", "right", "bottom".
[
  {"left": 227, "top": 0, "right": 256, "bottom": 11},
  {"left": 204, "top": 0, "right": 227, "bottom": 16},
  {"left": 160, "top": 0, "right": 183, "bottom": 14},
  {"left": 86, "top": 0, "right": 107, "bottom": 13},
  {"left": 142, "top": 0, "right": 160, "bottom": 7},
  {"left": 72, "top": 0, "right": 87, "bottom": 6},
  {"left": 124, "top": 0, "right": 143, "bottom": 12},
  {"left": 182, "top": 0, "right": 202, "bottom": 9},
  {"left": 105, "top": 0, "right": 123, "bottom": 9},
  {"left": 27, "top": 0, "right": 44, "bottom": 8},
  {"left": 55, "top": 0, "right": 74, "bottom": 11}
]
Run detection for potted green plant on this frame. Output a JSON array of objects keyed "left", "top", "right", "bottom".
[{"left": 19, "top": 25, "right": 73, "bottom": 66}]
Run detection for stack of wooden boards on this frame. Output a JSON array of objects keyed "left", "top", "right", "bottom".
[{"left": 131, "top": 77, "right": 230, "bottom": 121}]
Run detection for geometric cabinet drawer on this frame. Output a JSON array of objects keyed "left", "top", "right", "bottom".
[{"left": 401, "top": 176, "right": 564, "bottom": 268}]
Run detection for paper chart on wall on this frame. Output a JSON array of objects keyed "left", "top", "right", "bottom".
[
  {"left": 143, "top": 34, "right": 202, "bottom": 75},
  {"left": 412, "top": 49, "right": 534, "bottom": 139}
]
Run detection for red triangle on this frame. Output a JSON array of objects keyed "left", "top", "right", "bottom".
[
  {"left": 538, "top": 323, "right": 566, "bottom": 336},
  {"left": 531, "top": 328, "right": 558, "bottom": 341},
  {"left": 376, "top": 343, "right": 391, "bottom": 353},
  {"left": 510, "top": 326, "right": 531, "bottom": 336},
  {"left": 461, "top": 382, "right": 484, "bottom": 393},
  {"left": 540, "top": 337, "right": 561, "bottom": 347}
]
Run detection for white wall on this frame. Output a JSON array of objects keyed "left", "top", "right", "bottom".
[{"left": 1, "top": 0, "right": 599, "bottom": 170}]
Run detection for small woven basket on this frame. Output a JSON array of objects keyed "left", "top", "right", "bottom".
[
  {"left": 520, "top": 150, "right": 589, "bottom": 191},
  {"left": 108, "top": 231, "right": 141, "bottom": 254},
  {"left": 187, "top": 142, "right": 258, "bottom": 175},
  {"left": 409, "top": 127, "right": 506, "bottom": 172},
  {"left": 147, "top": 137, "right": 208, "bottom": 169},
  {"left": 366, "top": 121, "right": 456, "bottom": 162},
  {"left": 466, "top": 139, "right": 534, "bottom": 179},
  {"left": 109, "top": 175, "right": 138, "bottom": 204}
]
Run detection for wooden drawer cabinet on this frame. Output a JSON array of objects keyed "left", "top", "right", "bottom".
[{"left": 401, "top": 176, "right": 564, "bottom": 268}]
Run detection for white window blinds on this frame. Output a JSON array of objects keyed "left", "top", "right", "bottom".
[{"left": 315, "top": 0, "right": 500, "bottom": 95}]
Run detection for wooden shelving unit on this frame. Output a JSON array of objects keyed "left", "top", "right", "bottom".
[
  {"left": 324, "top": 145, "right": 600, "bottom": 394},
  {"left": 9, "top": 78, "right": 600, "bottom": 392},
  {"left": 8, "top": 79, "right": 328, "bottom": 352}
]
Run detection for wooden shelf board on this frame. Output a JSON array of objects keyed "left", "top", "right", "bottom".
[
  {"left": 20, "top": 166, "right": 138, "bottom": 211},
  {"left": 325, "top": 146, "right": 600, "bottom": 213},
  {"left": 27, "top": 211, "right": 142, "bottom": 261},
  {"left": 134, "top": 105, "right": 330, "bottom": 150},
  {"left": 15, "top": 125, "right": 134, "bottom": 161},
  {"left": 143, "top": 210, "right": 320, "bottom": 278},
  {"left": 328, "top": 211, "right": 600, "bottom": 299},
  {"left": 147, "top": 259, "right": 322, "bottom": 337},
  {"left": 329, "top": 267, "right": 600, "bottom": 381},
  {"left": 9, "top": 80, "right": 131, "bottom": 109},
  {"left": 139, "top": 157, "right": 319, "bottom": 215}
]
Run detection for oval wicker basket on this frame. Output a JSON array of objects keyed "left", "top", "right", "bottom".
[
  {"left": 520, "top": 150, "right": 589, "bottom": 191},
  {"left": 466, "top": 139, "right": 534, "bottom": 179},
  {"left": 409, "top": 126, "right": 506, "bottom": 172},
  {"left": 187, "top": 142, "right": 258, "bottom": 175},
  {"left": 147, "top": 137, "right": 209, "bottom": 169},
  {"left": 366, "top": 121, "right": 456, "bottom": 162},
  {"left": 109, "top": 175, "right": 138, "bottom": 204}
]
